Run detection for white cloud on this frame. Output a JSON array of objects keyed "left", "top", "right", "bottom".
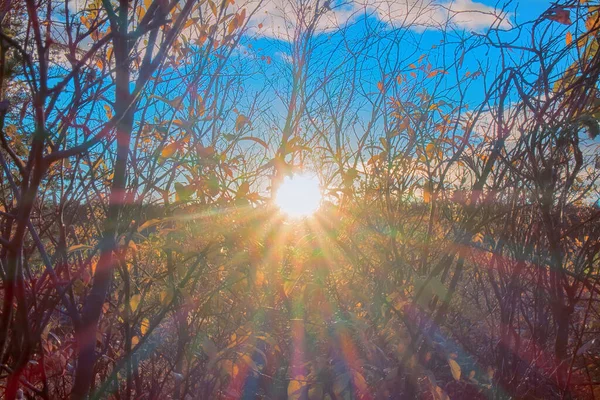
[
  {"left": 443, "top": 0, "right": 512, "bottom": 30},
  {"left": 356, "top": 0, "right": 511, "bottom": 31},
  {"left": 245, "top": 0, "right": 357, "bottom": 40},
  {"left": 248, "top": 0, "right": 511, "bottom": 39}
]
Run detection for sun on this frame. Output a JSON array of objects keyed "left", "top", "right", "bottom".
[{"left": 275, "top": 174, "right": 322, "bottom": 218}]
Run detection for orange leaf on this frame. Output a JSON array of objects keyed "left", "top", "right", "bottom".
[
  {"left": 566, "top": 31, "right": 573, "bottom": 45},
  {"left": 425, "top": 143, "right": 435, "bottom": 158},
  {"left": 423, "top": 188, "right": 431, "bottom": 203},
  {"left": 236, "top": 114, "right": 249, "bottom": 131},
  {"left": 161, "top": 143, "right": 178, "bottom": 158}
]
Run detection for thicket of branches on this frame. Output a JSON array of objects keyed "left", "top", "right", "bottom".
[{"left": 1, "top": 0, "right": 600, "bottom": 398}]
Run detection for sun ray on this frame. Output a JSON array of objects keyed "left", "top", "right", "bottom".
[{"left": 275, "top": 174, "right": 322, "bottom": 218}]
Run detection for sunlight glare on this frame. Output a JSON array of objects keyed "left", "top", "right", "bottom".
[{"left": 275, "top": 174, "right": 322, "bottom": 218}]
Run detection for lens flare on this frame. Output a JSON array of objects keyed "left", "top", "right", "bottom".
[{"left": 275, "top": 174, "right": 322, "bottom": 218}]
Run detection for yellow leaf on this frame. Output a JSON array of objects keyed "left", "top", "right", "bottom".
[
  {"left": 448, "top": 359, "right": 461, "bottom": 381},
  {"left": 160, "top": 290, "right": 172, "bottom": 305},
  {"left": 131, "top": 336, "right": 139, "bottom": 346},
  {"left": 473, "top": 232, "right": 484, "bottom": 244},
  {"left": 130, "top": 294, "right": 141, "bottom": 313},
  {"left": 103, "top": 104, "right": 112, "bottom": 119},
  {"left": 67, "top": 244, "right": 93, "bottom": 254},
  {"left": 141, "top": 318, "right": 150, "bottom": 335},
  {"left": 287, "top": 377, "right": 306, "bottom": 400},
  {"left": 208, "top": 0, "right": 217, "bottom": 16},
  {"left": 161, "top": 143, "right": 178, "bottom": 158},
  {"left": 425, "top": 143, "right": 435, "bottom": 158}
]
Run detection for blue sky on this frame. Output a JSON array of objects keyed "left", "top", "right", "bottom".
[
  {"left": 236, "top": 0, "right": 560, "bottom": 107},
  {"left": 40, "top": 0, "right": 581, "bottom": 195}
]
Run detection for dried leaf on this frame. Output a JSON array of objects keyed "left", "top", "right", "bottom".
[
  {"left": 448, "top": 359, "right": 461, "bottom": 381},
  {"left": 141, "top": 318, "right": 150, "bottom": 335},
  {"left": 67, "top": 244, "right": 93, "bottom": 254},
  {"left": 546, "top": 8, "right": 571, "bottom": 25},
  {"left": 288, "top": 377, "right": 306, "bottom": 400},
  {"left": 235, "top": 114, "right": 249, "bottom": 131},
  {"left": 208, "top": 0, "right": 218, "bottom": 16},
  {"left": 130, "top": 294, "right": 141, "bottom": 313},
  {"left": 161, "top": 143, "right": 178, "bottom": 158}
]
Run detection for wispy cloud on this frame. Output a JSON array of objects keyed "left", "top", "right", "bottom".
[
  {"left": 357, "top": 0, "right": 511, "bottom": 31},
  {"left": 249, "top": 0, "right": 511, "bottom": 39}
]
